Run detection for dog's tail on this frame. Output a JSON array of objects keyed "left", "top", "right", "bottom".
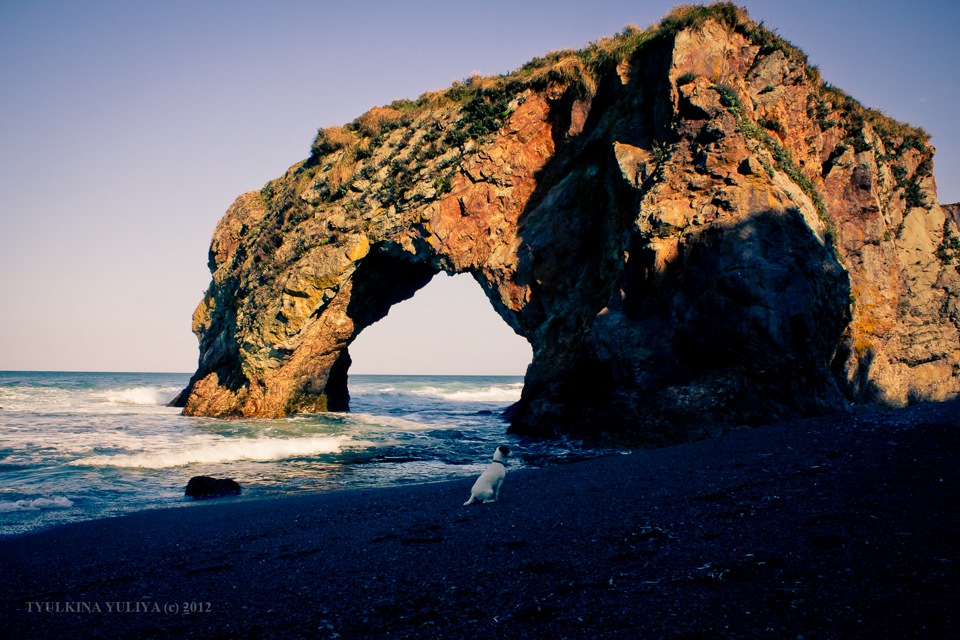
[{"left": 463, "top": 495, "right": 476, "bottom": 506}]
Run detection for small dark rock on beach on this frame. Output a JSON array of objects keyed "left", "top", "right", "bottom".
[{"left": 185, "top": 476, "right": 241, "bottom": 499}]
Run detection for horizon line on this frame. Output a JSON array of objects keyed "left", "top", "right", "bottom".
[{"left": 0, "top": 369, "right": 526, "bottom": 377}]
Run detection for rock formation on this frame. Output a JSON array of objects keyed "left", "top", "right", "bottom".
[
  {"left": 944, "top": 203, "right": 960, "bottom": 232},
  {"left": 174, "top": 3, "right": 960, "bottom": 444},
  {"left": 184, "top": 476, "right": 242, "bottom": 499}
]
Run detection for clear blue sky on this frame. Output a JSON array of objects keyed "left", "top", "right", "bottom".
[{"left": 1, "top": 0, "right": 957, "bottom": 374}]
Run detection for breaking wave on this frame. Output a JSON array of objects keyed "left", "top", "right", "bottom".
[
  {"left": 71, "top": 436, "right": 346, "bottom": 469},
  {"left": 0, "top": 496, "right": 74, "bottom": 513},
  {"left": 408, "top": 383, "right": 523, "bottom": 403},
  {"left": 96, "top": 386, "right": 181, "bottom": 406}
]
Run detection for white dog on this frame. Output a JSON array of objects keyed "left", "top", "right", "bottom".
[{"left": 464, "top": 445, "right": 511, "bottom": 505}]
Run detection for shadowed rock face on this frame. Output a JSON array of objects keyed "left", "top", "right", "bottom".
[
  {"left": 175, "top": 6, "right": 960, "bottom": 444},
  {"left": 944, "top": 203, "right": 960, "bottom": 235}
]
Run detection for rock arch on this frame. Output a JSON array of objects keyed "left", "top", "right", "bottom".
[
  {"left": 176, "top": 84, "right": 561, "bottom": 422},
  {"left": 176, "top": 12, "right": 960, "bottom": 443}
]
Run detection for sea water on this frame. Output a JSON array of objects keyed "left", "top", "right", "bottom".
[{"left": 0, "top": 371, "right": 582, "bottom": 537}]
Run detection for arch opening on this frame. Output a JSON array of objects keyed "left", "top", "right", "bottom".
[{"left": 347, "top": 272, "right": 533, "bottom": 376}]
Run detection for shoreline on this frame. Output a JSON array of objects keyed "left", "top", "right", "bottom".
[
  {"left": 2, "top": 400, "right": 958, "bottom": 639},
  {"left": 0, "top": 372, "right": 535, "bottom": 540}
]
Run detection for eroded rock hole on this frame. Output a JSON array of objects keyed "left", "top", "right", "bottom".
[{"left": 348, "top": 273, "right": 532, "bottom": 376}]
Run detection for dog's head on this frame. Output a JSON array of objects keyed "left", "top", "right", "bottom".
[{"left": 497, "top": 445, "right": 511, "bottom": 456}]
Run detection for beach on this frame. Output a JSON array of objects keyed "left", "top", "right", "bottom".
[{"left": 2, "top": 399, "right": 958, "bottom": 639}]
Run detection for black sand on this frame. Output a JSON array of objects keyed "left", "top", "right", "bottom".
[{"left": 2, "top": 401, "right": 958, "bottom": 639}]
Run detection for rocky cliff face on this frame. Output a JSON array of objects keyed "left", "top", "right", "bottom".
[
  {"left": 175, "top": 4, "right": 960, "bottom": 444},
  {"left": 944, "top": 203, "right": 960, "bottom": 232}
]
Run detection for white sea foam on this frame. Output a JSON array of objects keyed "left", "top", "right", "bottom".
[
  {"left": 96, "top": 386, "right": 181, "bottom": 406},
  {"left": 350, "top": 413, "right": 446, "bottom": 431},
  {"left": 71, "top": 435, "right": 347, "bottom": 469},
  {"left": 0, "top": 496, "right": 74, "bottom": 513},
  {"left": 409, "top": 384, "right": 523, "bottom": 403}
]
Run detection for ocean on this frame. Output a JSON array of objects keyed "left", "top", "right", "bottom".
[{"left": 0, "top": 371, "right": 584, "bottom": 537}]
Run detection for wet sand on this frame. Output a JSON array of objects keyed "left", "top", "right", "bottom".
[{"left": 2, "top": 400, "right": 958, "bottom": 639}]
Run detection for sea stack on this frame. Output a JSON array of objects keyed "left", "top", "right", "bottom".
[{"left": 174, "top": 3, "right": 960, "bottom": 444}]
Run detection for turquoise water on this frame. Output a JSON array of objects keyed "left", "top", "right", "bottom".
[{"left": 0, "top": 371, "right": 579, "bottom": 537}]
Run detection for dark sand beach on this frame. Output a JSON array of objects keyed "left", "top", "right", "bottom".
[{"left": 2, "top": 401, "right": 958, "bottom": 639}]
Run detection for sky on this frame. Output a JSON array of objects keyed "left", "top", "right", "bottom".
[{"left": 1, "top": 0, "right": 957, "bottom": 374}]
